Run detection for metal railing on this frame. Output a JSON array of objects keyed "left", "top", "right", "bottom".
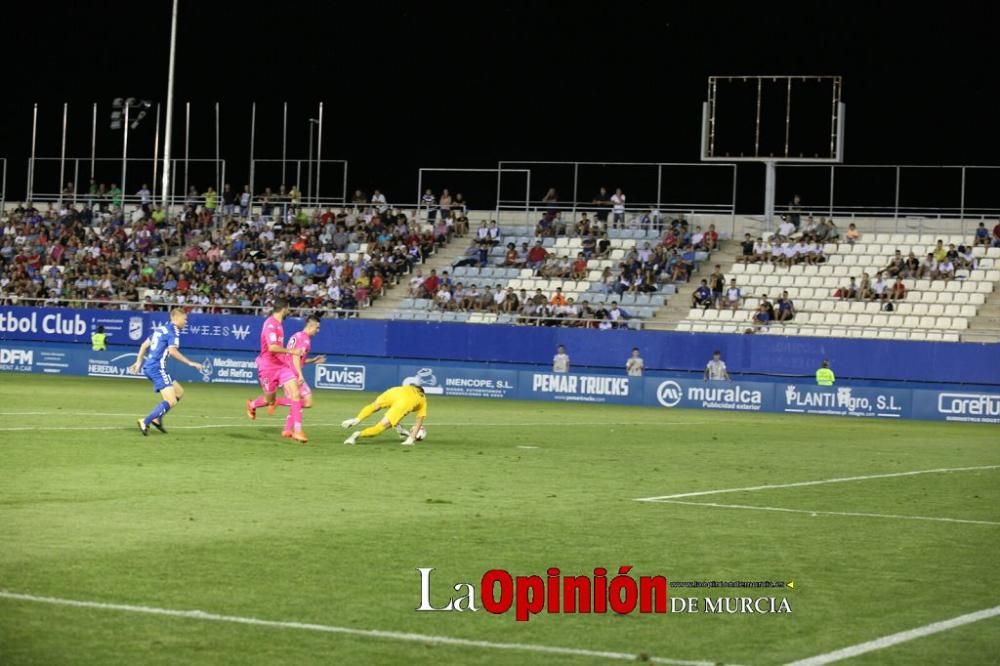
[
  {"left": 24, "top": 157, "right": 226, "bottom": 207},
  {"left": 772, "top": 164, "right": 1000, "bottom": 231},
  {"left": 249, "top": 159, "right": 348, "bottom": 208},
  {"left": 497, "top": 160, "right": 739, "bottom": 232}
]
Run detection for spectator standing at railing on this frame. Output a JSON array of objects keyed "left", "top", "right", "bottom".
[
  {"left": 421, "top": 188, "right": 437, "bottom": 222},
  {"left": 204, "top": 187, "right": 217, "bottom": 215},
  {"left": 222, "top": 184, "right": 235, "bottom": 216},
  {"left": 110, "top": 184, "right": 123, "bottom": 210},
  {"left": 592, "top": 187, "right": 611, "bottom": 224},
  {"left": 240, "top": 186, "right": 251, "bottom": 217},
  {"left": 439, "top": 189, "right": 453, "bottom": 221},
  {"left": 788, "top": 194, "right": 802, "bottom": 229},
  {"left": 371, "top": 189, "right": 388, "bottom": 214},
  {"left": 542, "top": 188, "right": 560, "bottom": 218},
  {"left": 138, "top": 184, "right": 151, "bottom": 210},
  {"left": 611, "top": 188, "right": 626, "bottom": 228}
]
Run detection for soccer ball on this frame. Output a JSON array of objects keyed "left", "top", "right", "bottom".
[{"left": 415, "top": 426, "right": 427, "bottom": 441}]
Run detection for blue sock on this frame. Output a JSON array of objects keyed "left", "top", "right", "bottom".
[{"left": 144, "top": 400, "right": 172, "bottom": 426}]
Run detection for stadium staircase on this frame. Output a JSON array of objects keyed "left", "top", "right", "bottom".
[
  {"left": 645, "top": 241, "right": 739, "bottom": 331},
  {"left": 359, "top": 239, "right": 472, "bottom": 320}
]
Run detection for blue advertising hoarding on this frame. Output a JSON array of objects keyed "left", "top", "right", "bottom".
[{"left": 645, "top": 378, "right": 777, "bottom": 412}]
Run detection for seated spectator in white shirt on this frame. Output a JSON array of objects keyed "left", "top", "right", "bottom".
[
  {"left": 485, "top": 221, "right": 501, "bottom": 246},
  {"left": 768, "top": 239, "right": 783, "bottom": 265},
  {"left": 409, "top": 269, "right": 425, "bottom": 296},
  {"left": 492, "top": 285, "right": 506, "bottom": 313},
  {"left": 724, "top": 279, "right": 742, "bottom": 311},
  {"left": 608, "top": 301, "right": 629, "bottom": 328},
  {"left": 917, "top": 253, "right": 937, "bottom": 279},
  {"left": 435, "top": 286, "right": 452, "bottom": 309},
  {"left": 776, "top": 218, "right": 796, "bottom": 240},
  {"left": 451, "top": 283, "right": 466, "bottom": 308},
  {"left": 801, "top": 216, "right": 818, "bottom": 236},
  {"left": 753, "top": 237, "right": 769, "bottom": 263},
  {"left": 957, "top": 245, "right": 977, "bottom": 270},
  {"left": 935, "top": 259, "right": 955, "bottom": 281},
  {"left": 690, "top": 226, "right": 705, "bottom": 247},
  {"left": 559, "top": 298, "right": 579, "bottom": 319},
  {"left": 872, "top": 273, "right": 889, "bottom": 300}
]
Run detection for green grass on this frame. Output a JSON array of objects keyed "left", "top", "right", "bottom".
[{"left": 1, "top": 373, "right": 998, "bottom": 665}]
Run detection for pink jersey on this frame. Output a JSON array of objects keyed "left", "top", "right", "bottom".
[
  {"left": 284, "top": 331, "right": 312, "bottom": 369},
  {"left": 258, "top": 315, "right": 286, "bottom": 369}
]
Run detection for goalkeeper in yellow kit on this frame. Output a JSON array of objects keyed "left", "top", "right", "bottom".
[{"left": 341, "top": 384, "right": 427, "bottom": 445}]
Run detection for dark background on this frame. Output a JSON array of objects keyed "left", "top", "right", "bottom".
[{"left": 1, "top": 1, "right": 997, "bottom": 212}]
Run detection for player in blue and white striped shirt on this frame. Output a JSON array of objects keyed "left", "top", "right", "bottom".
[{"left": 128, "top": 308, "right": 203, "bottom": 436}]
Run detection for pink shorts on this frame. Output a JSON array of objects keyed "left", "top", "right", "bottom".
[{"left": 258, "top": 365, "right": 299, "bottom": 394}]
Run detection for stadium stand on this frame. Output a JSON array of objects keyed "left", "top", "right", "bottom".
[
  {"left": 387, "top": 214, "right": 727, "bottom": 327},
  {"left": 676, "top": 230, "right": 1000, "bottom": 342},
  {"left": 0, "top": 195, "right": 463, "bottom": 316}
]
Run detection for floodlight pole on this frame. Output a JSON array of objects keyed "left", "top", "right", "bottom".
[
  {"left": 764, "top": 160, "right": 776, "bottom": 229},
  {"left": 160, "top": 0, "right": 179, "bottom": 212},
  {"left": 121, "top": 105, "right": 130, "bottom": 201}
]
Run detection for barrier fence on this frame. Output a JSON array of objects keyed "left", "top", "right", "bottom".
[{"left": 772, "top": 164, "right": 1000, "bottom": 231}]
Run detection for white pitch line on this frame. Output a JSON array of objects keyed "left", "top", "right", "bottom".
[
  {"left": 634, "top": 465, "right": 1000, "bottom": 502},
  {"left": 784, "top": 604, "right": 1000, "bottom": 666},
  {"left": 0, "top": 590, "right": 731, "bottom": 666},
  {"left": 652, "top": 500, "right": 1000, "bottom": 527}
]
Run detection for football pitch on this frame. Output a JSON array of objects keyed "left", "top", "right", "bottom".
[{"left": 1, "top": 374, "right": 998, "bottom": 665}]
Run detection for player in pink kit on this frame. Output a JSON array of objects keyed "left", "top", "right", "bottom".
[
  {"left": 246, "top": 299, "right": 307, "bottom": 442},
  {"left": 279, "top": 314, "right": 326, "bottom": 438}
]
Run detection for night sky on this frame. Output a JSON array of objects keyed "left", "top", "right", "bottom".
[{"left": 1, "top": 1, "right": 997, "bottom": 211}]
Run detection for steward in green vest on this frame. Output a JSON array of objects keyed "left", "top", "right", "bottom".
[
  {"left": 91, "top": 326, "right": 107, "bottom": 351},
  {"left": 816, "top": 359, "right": 835, "bottom": 386}
]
